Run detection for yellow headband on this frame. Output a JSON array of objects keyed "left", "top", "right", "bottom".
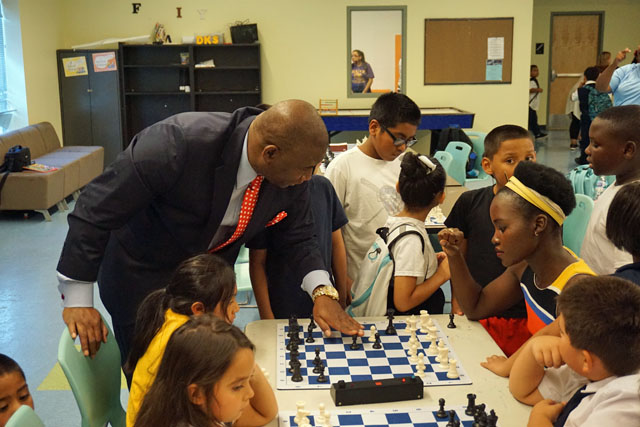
[{"left": 504, "top": 176, "right": 566, "bottom": 225}]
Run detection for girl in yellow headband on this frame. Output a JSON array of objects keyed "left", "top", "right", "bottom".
[{"left": 438, "top": 161, "right": 595, "bottom": 378}]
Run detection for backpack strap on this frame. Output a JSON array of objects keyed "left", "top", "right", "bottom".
[
  {"left": 385, "top": 223, "right": 425, "bottom": 256},
  {"left": 0, "top": 170, "right": 10, "bottom": 206}
]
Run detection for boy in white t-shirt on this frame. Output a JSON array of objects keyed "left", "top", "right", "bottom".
[
  {"left": 509, "top": 276, "right": 640, "bottom": 427},
  {"left": 385, "top": 152, "right": 450, "bottom": 314},
  {"left": 580, "top": 105, "right": 640, "bottom": 274},
  {"left": 325, "top": 93, "right": 421, "bottom": 283}
]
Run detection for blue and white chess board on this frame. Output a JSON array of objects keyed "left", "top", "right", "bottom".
[
  {"left": 279, "top": 405, "right": 496, "bottom": 427},
  {"left": 276, "top": 319, "right": 472, "bottom": 390}
]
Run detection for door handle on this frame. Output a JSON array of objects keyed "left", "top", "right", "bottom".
[
  {"left": 556, "top": 73, "right": 582, "bottom": 77},
  {"left": 87, "top": 89, "right": 93, "bottom": 93}
]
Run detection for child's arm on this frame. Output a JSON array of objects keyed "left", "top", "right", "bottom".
[
  {"left": 331, "top": 228, "right": 350, "bottom": 308},
  {"left": 482, "top": 318, "right": 561, "bottom": 377},
  {"left": 438, "top": 228, "right": 525, "bottom": 320},
  {"left": 248, "top": 249, "right": 275, "bottom": 319},
  {"left": 527, "top": 400, "right": 566, "bottom": 427},
  {"left": 364, "top": 78, "right": 373, "bottom": 93},
  {"left": 509, "top": 336, "right": 563, "bottom": 405},
  {"left": 596, "top": 48, "right": 631, "bottom": 92},
  {"left": 235, "top": 363, "right": 278, "bottom": 427},
  {"left": 394, "top": 257, "right": 450, "bottom": 313}
]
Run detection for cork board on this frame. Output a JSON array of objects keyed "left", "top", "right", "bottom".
[{"left": 424, "top": 18, "right": 513, "bottom": 84}]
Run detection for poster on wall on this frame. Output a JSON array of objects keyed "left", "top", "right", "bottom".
[
  {"left": 92, "top": 52, "right": 117, "bottom": 72},
  {"left": 62, "top": 56, "right": 88, "bottom": 77}
]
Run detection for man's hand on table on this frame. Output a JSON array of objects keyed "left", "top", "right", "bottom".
[
  {"left": 313, "top": 296, "right": 364, "bottom": 337},
  {"left": 62, "top": 307, "right": 108, "bottom": 358}
]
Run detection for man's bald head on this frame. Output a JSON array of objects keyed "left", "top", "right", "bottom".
[{"left": 251, "top": 99, "right": 329, "bottom": 153}]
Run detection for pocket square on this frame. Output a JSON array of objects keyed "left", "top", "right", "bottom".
[{"left": 266, "top": 211, "right": 287, "bottom": 227}]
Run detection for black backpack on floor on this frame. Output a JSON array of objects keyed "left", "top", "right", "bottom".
[{"left": 0, "top": 145, "right": 31, "bottom": 204}]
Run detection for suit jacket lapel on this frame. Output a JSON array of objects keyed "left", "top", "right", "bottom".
[{"left": 203, "top": 115, "right": 256, "bottom": 241}]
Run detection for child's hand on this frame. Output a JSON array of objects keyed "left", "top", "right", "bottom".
[
  {"left": 438, "top": 228, "right": 465, "bottom": 257},
  {"left": 615, "top": 48, "right": 632, "bottom": 64},
  {"left": 530, "top": 336, "right": 563, "bottom": 369},
  {"left": 436, "top": 251, "right": 447, "bottom": 265},
  {"left": 528, "top": 399, "right": 566, "bottom": 426},
  {"left": 480, "top": 354, "right": 511, "bottom": 377}
]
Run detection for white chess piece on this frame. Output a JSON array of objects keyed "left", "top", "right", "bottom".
[
  {"left": 426, "top": 336, "right": 438, "bottom": 356},
  {"left": 447, "top": 358, "right": 460, "bottom": 379},
  {"left": 368, "top": 325, "right": 377, "bottom": 342},
  {"left": 416, "top": 352, "right": 426, "bottom": 378},
  {"left": 294, "top": 401, "right": 306, "bottom": 425},
  {"left": 323, "top": 410, "right": 332, "bottom": 427},
  {"left": 438, "top": 348, "right": 449, "bottom": 369},
  {"left": 299, "top": 410, "right": 310, "bottom": 426},
  {"left": 419, "top": 310, "right": 430, "bottom": 332},
  {"left": 427, "top": 325, "right": 438, "bottom": 340},
  {"left": 427, "top": 317, "right": 435, "bottom": 328},
  {"left": 409, "top": 342, "right": 419, "bottom": 363}
]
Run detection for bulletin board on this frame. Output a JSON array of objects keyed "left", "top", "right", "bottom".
[{"left": 424, "top": 18, "right": 513, "bottom": 84}]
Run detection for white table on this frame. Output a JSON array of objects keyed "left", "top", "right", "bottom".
[{"left": 245, "top": 315, "right": 530, "bottom": 427}]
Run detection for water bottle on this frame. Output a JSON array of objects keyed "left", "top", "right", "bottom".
[{"left": 594, "top": 176, "right": 607, "bottom": 200}]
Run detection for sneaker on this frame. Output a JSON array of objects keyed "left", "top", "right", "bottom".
[
  {"left": 569, "top": 144, "right": 578, "bottom": 151},
  {"left": 535, "top": 132, "right": 548, "bottom": 139}
]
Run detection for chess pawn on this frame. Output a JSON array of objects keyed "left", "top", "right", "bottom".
[
  {"left": 447, "top": 358, "right": 459, "bottom": 379},
  {"left": 318, "top": 403, "right": 326, "bottom": 419},
  {"left": 438, "top": 348, "right": 449, "bottom": 369},
  {"left": 368, "top": 325, "right": 377, "bottom": 342},
  {"left": 427, "top": 317, "right": 435, "bottom": 328},
  {"left": 415, "top": 352, "right": 426, "bottom": 378},
  {"left": 409, "top": 342, "right": 419, "bottom": 363},
  {"left": 322, "top": 410, "right": 332, "bottom": 427},
  {"left": 427, "top": 325, "right": 438, "bottom": 340},
  {"left": 298, "top": 410, "right": 310, "bottom": 426},
  {"left": 426, "top": 335, "right": 439, "bottom": 356}
]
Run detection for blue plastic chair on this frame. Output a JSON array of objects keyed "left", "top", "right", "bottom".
[
  {"left": 563, "top": 194, "right": 594, "bottom": 256},
  {"left": 433, "top": 151, "right": 454, "bottom": 178},
  {"left": 6, "top": 405, "right": 44, "bottom": 427},
  {"left": 444, "top": 141, "right": 471, "bottom": 186},
  {"left": 58, "top": 317, "right": 126, "bottom": 427},
  {"left": 465, "top": 131, "right": 490, "bottom": 181},
  {"left": 234, "top": 260, "right": 256, "bottom": 307}
]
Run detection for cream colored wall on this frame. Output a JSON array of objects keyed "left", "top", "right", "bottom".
[
  {"left": 18, "top": 0, "right": 63, "bottom": 136},
  {"left": 531, "top": 0, "right": 640, "bottom": 125},
  {"left": 18, "top": 0, "right": 534, "bottom": 141}
]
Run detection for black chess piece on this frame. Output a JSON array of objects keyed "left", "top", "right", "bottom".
[
  {"left": 289, "top": 359, "right": 302, "bottom": 373},
  {"left": 290, "top": 341, "right": 299, "bottom": 358},
  {"left": 306, "top": 320, "right": 316, "bottom": 343},
  {"left": 447, "top": 312, "right": 456, "bottom": 329},
  {"left": 316, "top": 362, "right": 328, "bottom": 383},
  {"left": 350, "top": 334, "right": 361, "bottom": 350},
  {"left": 487, "top": 410, "right": 498, "bottom": 427},
  {"left": 385, "top": 308, "right": 396, "bottom": 335},
  {"left": 454, "top": 420, "right": 460, "bottom": 427},
  {"left": 436, "top": 398, "right": 447, "bottom": 419},
  {"left": 478, "top": 412, "right": 488, "bottom": 427},
  {"left": 465, "top": 393, "right": 476, "bottom": 416},
  {"left": 312, "top": 348, "right": 323, "bottom": 374},
  {"left": 372, "top": 332, "right": 382, "bottom": 349},
  {"left": 309, "top": 314, "right": 316, "bottom": 329},
  {"left": 291, "top": 360, "right": 303, "bottom": 382},
  {"left": 446, "top": 409, "right": 456, "bottom": 427}
]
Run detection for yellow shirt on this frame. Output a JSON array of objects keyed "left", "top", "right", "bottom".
[{"left": 126, "top": 309, "right": 189, "bottom": 427}]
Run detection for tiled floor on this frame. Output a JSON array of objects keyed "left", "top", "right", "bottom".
[{"left": 0, "top": 129, "right": 575, "bottom": 426}]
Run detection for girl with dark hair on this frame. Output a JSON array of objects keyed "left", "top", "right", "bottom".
[
  {"left": 0, "top": 354, "right": 34, "bottom": 427},
  {"left": 439, "top": 162, "right": 595, "bottom": 377},
  {"left": 351, "top": 49, "right": 375, "bottom": 93},
  {"left": 386, "top": 152, "right": 449, "bottom": 314},
  {"left": 135, "top": 315, "right": 275, "bottom": 427},
  {"left": 126, "top": 254, "right": 276, "bottom": 427}
]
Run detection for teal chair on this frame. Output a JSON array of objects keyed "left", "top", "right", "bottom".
[
  {"left": 465, "top": 131, "right": 490, "bottom": 182},
  {"left": 237, "top": 244, "right": 250, "bottom": 263},
  {"left": 433, "top": 151, "right": 454, "bottom": 177},
  {"left": 6, "top": 405, "right": 44, "bottom": 427},
  {"left": 563, "top": 194, "right": 594, "bottom": 256},
  {"left": 58, "top": 317, "right": 126, "bottom": 427},
  {"left": 444, "top": 141, "right": 471, "bottom": 185}
]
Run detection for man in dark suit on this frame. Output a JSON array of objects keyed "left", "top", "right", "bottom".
[{"left": 57, "top": 100, "right": 363, "bottom": 361}]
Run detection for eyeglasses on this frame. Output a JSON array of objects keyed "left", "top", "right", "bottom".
[{"left": 381, "top": 125, "right": 418, "bottom": 148}]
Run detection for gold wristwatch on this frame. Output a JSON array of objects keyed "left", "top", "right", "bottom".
[{"left": 311, "top": 285, "right": 339, "bottom": 303}]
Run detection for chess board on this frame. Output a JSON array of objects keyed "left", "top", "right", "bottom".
[
  {"left": 279, "top": 405, "right": 499, "bottom": 427},
  {"left": 276, "top": 319, "right": 472, "bottom": 390}
]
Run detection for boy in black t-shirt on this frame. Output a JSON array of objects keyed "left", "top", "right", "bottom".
[
  {"left": 445, "top": 125, "right": 536, "bottom": 356},
  {"left": 247, "top": 173, "right": 349, "bottom": 318}
]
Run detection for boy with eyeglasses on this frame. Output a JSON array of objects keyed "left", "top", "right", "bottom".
[{"left": 325, "top": 92, "right": 421, "bottom": 285}]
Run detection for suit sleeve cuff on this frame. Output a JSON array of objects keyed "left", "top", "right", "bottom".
[
  {"left": 301, "top": 270, "right": 332, "bottom": 297},
  {"left": 57, "top": 272, "right": 94, "bottom": 308}
]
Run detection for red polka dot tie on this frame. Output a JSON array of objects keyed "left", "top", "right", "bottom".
[{"left": 210, "top": 175, "right": 264, "bottom": 253}]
